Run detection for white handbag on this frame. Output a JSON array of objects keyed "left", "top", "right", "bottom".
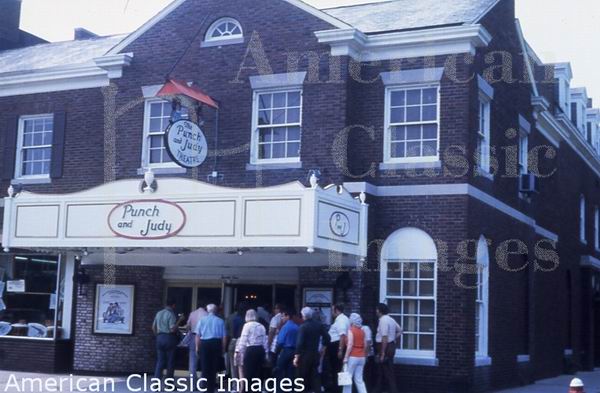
[{"left": 338, "top": 364, "right": 352, "bottom": 386}]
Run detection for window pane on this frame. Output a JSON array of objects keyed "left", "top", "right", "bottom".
[
  {"left": 420, "top": 317, "right": 434, "bottom": 333},
  {"left": 419, "top": 281, "right": 434, "bottom": 296},
  {"left": 403, "top": 280, "right": 418, "bottom": 296},
  {"left": 391, "top": 126, "right": 405, "bottom": 142},
  {"left": 149, "top": 118, "right": 163, "bottom": 132},
  {"left": 259, "top": 94, "right": 271, "bottom": 110},
  {"left": 404, "top": 263, "right": 418, "bottom": 278},
  {"left": 287, "top": 142, "right": 300, "bottom": 158},
  {"left": 150, "top": 135, "right": 163, "bottom": 148},
  {"left": 422, "top": 141, "right": 437, "bottom": 157},
  {"left": 272, "top": 128, "right": 286, "bottom": 142},
  {"left": 420, "top": 300, "right": 434, "bottom": 315},
  {"left": 287, "top": 108, "right": 300, "bottom": 124},
  {"left": 406, "top": 106, "right": 421, "bottom": 122},
  {"left": 259, "top": 129, "right": 272, "bottom": 143},
  {"left": 387, "top": 262, "right": 401, "bottom": 278},
  {"left": 403, "top": 334, "right": 418, "bottom": 350},
  {"left": 423, "top": 124, "right": 437, "bottom": 139},
  {"left": 403, "top": 316, "right": 418, "bottom": 331},
  {"left": 288, "top": 92, "right": 301, "bottom": 107},
  {"left": 273, "top": 93, "right": 286, "bottom": 108},
  {"left": 272, "top": 109, "right": 286, "bottom": 125},
  {"left": 406, "top": 125, "right": 421, "bottom": 140},
  {"left": 403, "top": 299, "right": 418, "bottom": 314},
  {"left": 272, "top": 143, "right": 285, "bottom": 158},
  {"left": 42, "top": 132, "right": 53, "bottom": 145},
  {"left": 387, "top": 280, "right": 401, "bottom": 296},
  {"left": 406, "top": 142, "right": 421, "bottom": 157},
  {"left": 391, "top": 91, "right": 405, "bottom": 107},
  {"left": 150, "top": 149, "right": 162, "bottom": 163},
  {"left": 420, "top": 263, "right": 435, "bottom": 278},
  {"left": 422, "top": 105, "right": 437, "bottom": 121},
  {"left": 391, "top": 143, "right": 405, "bottom": 158},
  {"left": 258, "top": 110, "right": 271, "bottom": 125},
  {"left": 287, "top": 126, "right": 301, "bottom": 141},
  {"left": 150, "top": 103, "right": 162, "bottom": 117},
  {"left": 423, "top": 88, "right": 437, "bottom": 104},
  {"left": 420, "top": 335, "right": 434, "bottom": 350},
  {"left": 388, "top": 299, "right": 402, "bottom": 314},
  {"left": 407, "top": 89, "right": 421, "bottom": 105},
  {"left": 259, "top": 144, "right": 271, "bottom": 159},
  {"left": 390, "top": 108, "right": 405, "bottom": 123}
]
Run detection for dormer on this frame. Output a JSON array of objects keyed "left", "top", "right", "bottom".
[
  {"left": 587, "top": 107, "right": 600, "bottom": 154},
  {"left": 554, "top": 63, "right": 572, "bottom": 116},
  {"left": 570, "top": 87, "right": 589, "bottom": 135}
]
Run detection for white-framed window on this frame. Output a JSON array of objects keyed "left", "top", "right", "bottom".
[
  {"left": 251, "top": 89, "right": 302, "bottom": 164},
  {"left": 384, "top": 85, "right": 440, "bottom": 163},
  {"left": 518, "top": 131, "right": 528, "bottom": 175},
  {"left": 15, "top": 114, "right": 53, "bottom": 179},
  {"left": 595, "top": 207, "right": 600, "bottom": 251},
  {"left": 205, "top": 17, "right": 243, "bottom": 42},
  {"left": 141, "top": 99, "right": 188, "bottom": 168},
  {"left": 581, "top": 195, "right": 587, "bottom": 244},
  {"left": 381, "top": 227, "right": 437, "bottom": 359},
  {"left": 478, "top": 95, "right": 491, "bottom": 173},
  {"left": 476, "top": 236, "right": 490, "bottom": 359}
]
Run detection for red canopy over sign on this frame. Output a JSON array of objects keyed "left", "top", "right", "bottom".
[{"left": 156, "top": 79, "right": 219, "bottom": 109}]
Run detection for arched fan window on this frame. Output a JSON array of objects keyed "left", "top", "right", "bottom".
[{"left": 205, "top": 17, "right": 243, "bottom": 42}]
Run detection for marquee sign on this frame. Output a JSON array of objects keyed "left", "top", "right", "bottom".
[
  {"left": 107, "top": 200, "right": 186, "bottom": 240},
  {"left": 164, "top": 120, "right": 208, "bottom": 168}
]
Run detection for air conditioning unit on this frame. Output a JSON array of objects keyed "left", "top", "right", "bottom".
[{"left": 519, "top": 173, "right": 538, "bottom": 193}]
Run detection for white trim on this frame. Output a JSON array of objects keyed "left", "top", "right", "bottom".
[
  {"left": 15, "top": 114, "right": 54, "bottom": 181},
  {"left": 519, "top": 115, "right": 531, "bottom": 135},
  {"left": 0, "top": 54, "right": 132, "bottom": 97},
  {"left": 517, "top": 354, "right": 530, "bottom": 363},
  {"left": 201, "top": 36, "right": 244, "bottom": 48},
  {"left": 343, "top": 182, "right": 559, "bottom": 242},
  {"left": 315, "top": 24, "right": 492, "bottom": 62},
  {"left": 249, "top": 72, "right": 307, "bottom": 90},
  {"left": 250, "top": 88, "right": 304, "bottom": 165},
  {"left": 475, "top": 236, "right": 489, "bottom": 360},
  {"left": 477, "top": 75, "right": 494, "bottom": 100},
  {"left": 475, "top": 356, "right": 492, "bottom": 367},
  {"left": 394, "top": 356, "right": 439, "bottom": 366},
  {"left": 581, "top": 255, "right": 600, "bottom": 270},
  {"left": 379, "top": 161, "right": 442, "bottom": 171},
  {"left": 106, "top": 0, "right": 187, "bottom": 55},
  {"left": 380, "top": 68, "right": 444, "bottom": 86}
]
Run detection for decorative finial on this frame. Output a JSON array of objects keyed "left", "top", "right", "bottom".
[
  {"left": 359, "top": 192, "right": 366, "bottom": 205},
  {"left": 307, "top": 247, "right": 315, "bottom": 254},
  {"left": 143, "top": 168, "right": 156, "bottom": 193},
  {"left": 309, "top": 173, "right": 318, "bottom": 188},
  {"left": 7, "top": 185, "right": 14, "bottom": 198}
]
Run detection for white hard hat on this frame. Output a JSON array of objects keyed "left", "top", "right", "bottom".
[{"left": 570, "top": 378, "right": 584, "bottom": 388}]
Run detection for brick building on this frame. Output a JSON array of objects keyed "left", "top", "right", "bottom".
[{"left": 0, "top": 0, "right": 599, "bottom": 392}]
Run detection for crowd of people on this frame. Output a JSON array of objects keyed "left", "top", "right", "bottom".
[{"left": 152, "top": 300, "right": 402, "bottom": 393}]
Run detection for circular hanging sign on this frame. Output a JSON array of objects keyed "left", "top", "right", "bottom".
[{"left": 164, "top": 119, "right": 208, "bottom": 168}]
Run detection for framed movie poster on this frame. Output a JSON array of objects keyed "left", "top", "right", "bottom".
[
  {"left": 93, "top": 284, "right": 135, "bottom": 335},
  {"left": 303, "top": 287, "right": 334, "bottom": 326}
]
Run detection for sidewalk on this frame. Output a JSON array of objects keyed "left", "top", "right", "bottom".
[{"left": 496, "top": 369, "right": 600, "bottom": 392}]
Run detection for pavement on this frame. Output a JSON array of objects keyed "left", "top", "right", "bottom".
[{"left": 2, "top": 369, "right": 600, "bottom": 392}]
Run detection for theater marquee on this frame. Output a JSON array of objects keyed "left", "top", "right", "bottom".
[{"left": 2, "top": 178, "right": 368, "bottom": 258}]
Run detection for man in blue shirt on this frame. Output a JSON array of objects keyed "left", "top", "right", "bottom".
[
  {"left": 195, "top": 304, "right": 226, "bottom": 393},
  {"left": 275, "top": 309, "right": 299, "bottom": 382}
]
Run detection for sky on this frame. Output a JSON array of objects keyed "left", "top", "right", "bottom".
[{"left": 18, "top": 0, "right": 600, "bottom": 104}]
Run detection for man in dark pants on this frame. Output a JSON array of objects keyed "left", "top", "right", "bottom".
[
  {"left": 196, "top": 304, "right": 226, "bottom": 393},
  {"left": 325, "top": 304, "right": 349, "bottom": 393},
  {"left": 275, "top": 308, "right": 299, "bottom": 382},
  {"left": 152, "top": 299, "right": 185, "bottom": 380},
  {"left": 294, "top": 307, "right": 330, "bottom": 393},
  {"left": 373, "top": 303, "right": 402, "bottom": 393}
]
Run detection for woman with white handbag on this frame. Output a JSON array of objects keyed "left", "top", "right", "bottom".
[{"left": 341, "top": 313, "right": 369, "bottom": 393}]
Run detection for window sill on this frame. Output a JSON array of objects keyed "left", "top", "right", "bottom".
[
  {"left": 475, "top": 356, "right": 492, "bottom": 367},
  {"left": 379, "top": 161, "right": 442, "bottom": 171},
  {"left": 393, "top": 356, "right": 439, "bottom": 366},
  {"left": 11, "top": 177, "right": 51, "bottom": 185},
  {"left": 246, "top": 162, "right": 303, "bottom": 171},
  {"left": 137, "top": 167, "right": 187, "bottom": 175},
  {"left": 201, "top": 37, "right": 244, "bottom": 48},
  {"left": 517, "top": 354, "right": 530, "bottom": 363},
  {"left": 475, "top": 169, "right": 494, "bottom": 180}
]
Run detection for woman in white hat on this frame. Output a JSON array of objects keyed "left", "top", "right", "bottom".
[{"left": 342, "top": 313, "right": 369, "bottom": 393}]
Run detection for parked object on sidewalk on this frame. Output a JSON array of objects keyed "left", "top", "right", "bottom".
[{"left": 569, "top": 378, "right": 584, "bottom": 392}]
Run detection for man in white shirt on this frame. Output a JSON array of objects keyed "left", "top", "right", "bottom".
[
  {"left": 267, "top": 303, "right": 283, "bottom": 365},
  {"left": 326, "top": 304, "right": 350, "bottom": 393},
  {"left": 373, "top": 303, "right": 401, "bottom": 393}
]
